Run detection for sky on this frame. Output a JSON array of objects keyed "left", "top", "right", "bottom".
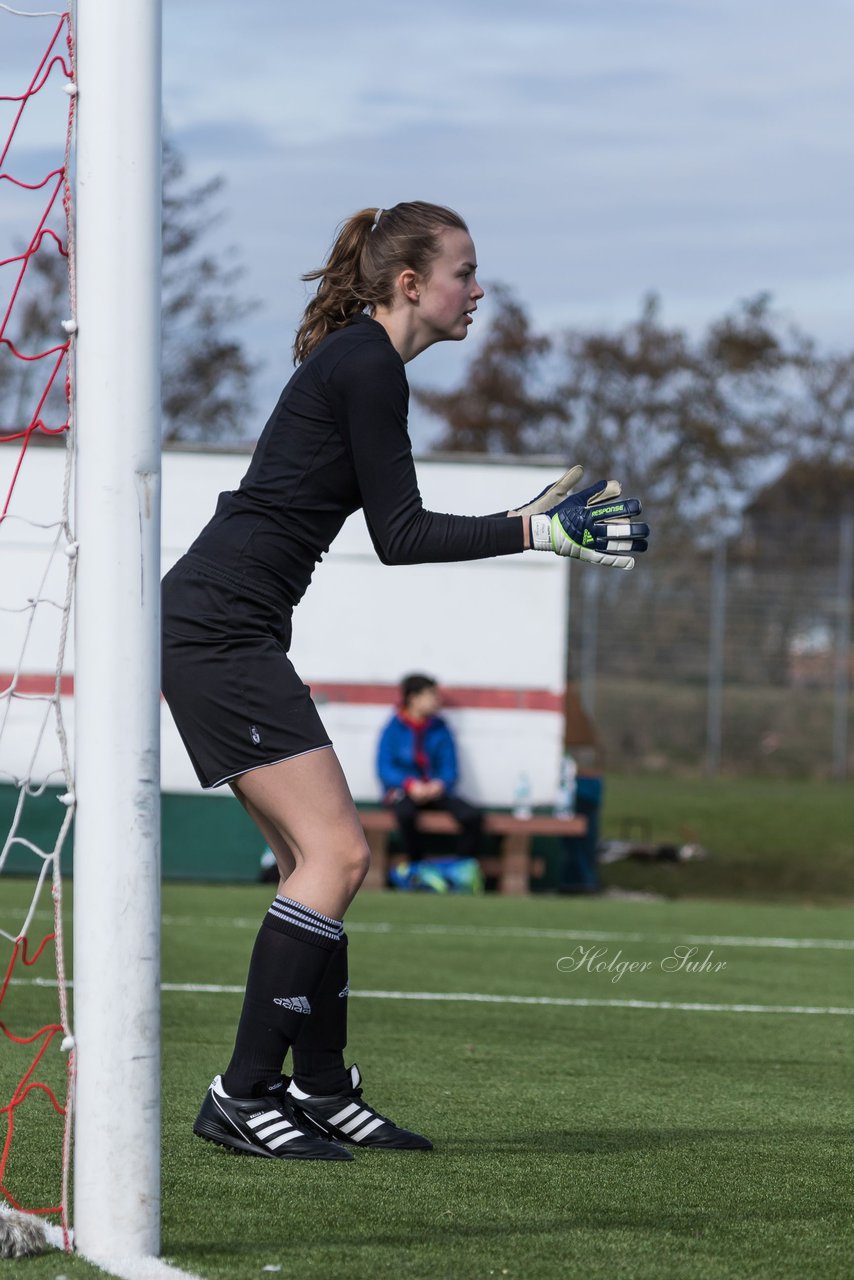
[{"left": 2, "top": 0, "right": 853, "bottom": 446}]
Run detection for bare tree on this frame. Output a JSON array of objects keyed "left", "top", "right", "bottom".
[
  {"left": 548, "top": 293, "right": 799, "bottom": 525},
  {"left": 419, "top": 286, "right": 851, "bottom": 534},
  {"left": 0, "top": 135, "right": 256, "bottom": 444},
  {"left": 160, "top": 136, "right": 256, "bottom": 443}
]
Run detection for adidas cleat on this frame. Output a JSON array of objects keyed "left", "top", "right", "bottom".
[
  {"left": 193, "top": 1075, "right": 353, "bottom": 1160},
  {"left": 288, "top": 1065, "right": 433, "bottom": 1150}
]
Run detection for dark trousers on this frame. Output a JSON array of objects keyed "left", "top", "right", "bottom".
[{"left": 387, "top": 793, "right": 483, "bottom": 860}]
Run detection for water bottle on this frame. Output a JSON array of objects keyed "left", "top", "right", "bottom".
[
  {"left": 554, "top": 753, "right": 577, "bottom": 818},
  {"left": 512, "top": 771, "right": 532, "bottom": 820}
]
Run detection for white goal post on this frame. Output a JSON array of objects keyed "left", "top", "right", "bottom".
[{"left": 72, "top": 0, "right": 162, "bottom": 1259}]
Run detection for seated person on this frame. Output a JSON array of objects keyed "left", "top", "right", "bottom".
[{"left": 377, "top": 673, "right": 483, "bottom": 866}]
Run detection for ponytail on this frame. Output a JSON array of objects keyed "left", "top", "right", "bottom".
[{"left": 293, "top": 201, "right": 468, "bottom": 364}]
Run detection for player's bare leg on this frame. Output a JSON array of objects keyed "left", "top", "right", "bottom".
[
  {"left": 230, "top": 746, "right": 370, "bottom": 920},
  {"left": 229, "top": 786, "right": 296, "bottom": 888}
]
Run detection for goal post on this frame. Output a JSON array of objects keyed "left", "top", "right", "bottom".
[{"left": 72, "top": 0, "right": 163, "bottom": 1259}]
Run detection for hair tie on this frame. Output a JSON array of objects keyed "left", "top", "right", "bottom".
[{"left": 370, "top": 208, "right": 384, "bottom": 233}]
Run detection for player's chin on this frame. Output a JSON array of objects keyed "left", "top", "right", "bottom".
[{"left": 437, "top": 317, "right": 473, "bottom": 343}]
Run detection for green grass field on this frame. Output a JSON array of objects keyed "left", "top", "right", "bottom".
[
  {"left": 2, "top": 882, "right": 853, "bottom": 1280},
  {"left": 597, "top": 775, "right": 854, "bottom": 901}
]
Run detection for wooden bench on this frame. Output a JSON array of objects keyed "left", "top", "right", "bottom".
[{"left": 358, "top": 808, "right": 588, "bottom": 895}]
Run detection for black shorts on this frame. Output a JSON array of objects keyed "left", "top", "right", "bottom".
[{"left": 161, "top": 556, "right": 332, "bottom": 789}]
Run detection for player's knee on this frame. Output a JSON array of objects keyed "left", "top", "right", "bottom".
[{"left": 340, "top": 833, "right": 371, "bottom": 895}]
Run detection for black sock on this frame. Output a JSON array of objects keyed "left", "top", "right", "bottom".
[
  {"left": 221, "top": 896, "right": 343, "bottom": 1097},
  {"left": 291, "top": 933, "right": 350, "bottom": 1095}
]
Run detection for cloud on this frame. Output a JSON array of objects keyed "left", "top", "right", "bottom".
[{"left": 6, "top": 0, "right": 852, "bottom": 435}]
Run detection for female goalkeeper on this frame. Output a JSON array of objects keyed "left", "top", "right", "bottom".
[{"left": 161, "top": 201, "right": 649, "bottom": 1162}]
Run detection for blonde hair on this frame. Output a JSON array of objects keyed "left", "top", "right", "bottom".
[{"left": 293, "top": 201, "right": 468, "bottom": 364}]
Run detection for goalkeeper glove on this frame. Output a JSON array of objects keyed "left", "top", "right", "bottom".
[
  {"left": 529, "top": 477, "right": 649, "bottom": 570},
  {"left": 513, "top": 464, "right": 584, "bottom": 517}
]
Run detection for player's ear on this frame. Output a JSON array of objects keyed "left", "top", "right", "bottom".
[{"left": 399, "top": 268, "right": 420, "bottom": 303}]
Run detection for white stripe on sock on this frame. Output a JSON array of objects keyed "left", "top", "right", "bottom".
[
  {"left": 267, "top": 904, "right": 341, "bottom": 941},
  {"left": 276, "top": 896, "right": 344, "bottom": 930},
  {"left": 270, "top": 905, "right": 339, "bottom": 934}
]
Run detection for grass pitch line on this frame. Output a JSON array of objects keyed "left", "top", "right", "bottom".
[
  {"left": 157, "top": 914, "right": 854, "bottom": 952},
  {"left": 344, "top": 923, "right": 854, "bottom": 952},
  {"left": 12, "top": 977, "right": 854, "bottom": 1015},
  {"left": 354, "top": 990, "right": 854, "bottom": 1016},
  {"left": 152, "top": 983, "right": 852, "bottom": 1017},
  {"left": 7, "top": 909, "right": 854, "bottom": 951}
]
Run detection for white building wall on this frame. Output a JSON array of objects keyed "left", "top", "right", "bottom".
[{"left": 1, "top": 445, "right": 571, "bottom": 805}]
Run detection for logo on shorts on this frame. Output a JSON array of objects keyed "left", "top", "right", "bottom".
[
  {"left": 338, "top": 983, "right": 350, "bottom": 999},
  {"left": 273, "top": 995, "right": 311, "bottom": 1013},
  {"left": 250, "top": 724, "right": 261, "bottom": 744}
]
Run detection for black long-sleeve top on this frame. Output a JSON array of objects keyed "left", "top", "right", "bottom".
[{"left": 187, "top": 314, "right": 525, "bottom": 608}]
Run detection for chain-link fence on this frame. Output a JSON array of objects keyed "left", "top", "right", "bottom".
[{"left": 568, "top": 513, "right": 853, "bottom": 779}]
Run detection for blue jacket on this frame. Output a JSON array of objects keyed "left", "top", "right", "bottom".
[{"left": 376, "top": 712, "right": 458, "bottom": 795}]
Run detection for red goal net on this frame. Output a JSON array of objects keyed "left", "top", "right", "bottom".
[{"left": 0, "top": 6, "right": 76, "bottom": 1249}]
